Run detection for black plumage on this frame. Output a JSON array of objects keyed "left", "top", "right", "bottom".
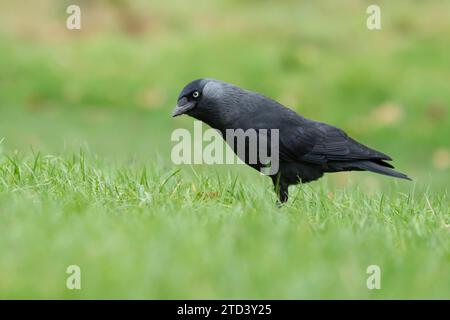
[{"left": 173, "top": 79, "right": 410, "bottom": 203}]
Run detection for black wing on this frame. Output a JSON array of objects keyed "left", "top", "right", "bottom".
[{"left": 280, "top": 120, "right": 393, "bottom": 166}]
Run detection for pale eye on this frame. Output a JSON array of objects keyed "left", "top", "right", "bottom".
[{"left": 192, "top": 91, "right": 200, "bottom": 98}]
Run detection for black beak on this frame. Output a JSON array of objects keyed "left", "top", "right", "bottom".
[{"left": 172, "top": 97, "right": 196, "bottom": 117}]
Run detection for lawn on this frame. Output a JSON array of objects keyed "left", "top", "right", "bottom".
[{"left": 0, "top": 0, "right": 449, "bottom": 299}]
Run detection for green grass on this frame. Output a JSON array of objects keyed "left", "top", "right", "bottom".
[
  {"left": 0, "top": 152, "right": 448, "bottom": 299},
  {"left": 0, "top": 0, "right": 449, "bottom": 299}
]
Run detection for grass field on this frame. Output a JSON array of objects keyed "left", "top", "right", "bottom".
[{"left": 0, "top": 1, "right": 449, "bottom": 299}]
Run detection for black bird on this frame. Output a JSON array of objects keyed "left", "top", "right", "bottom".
[{"left": 172, "top": 79, "right": 410, "bottom": 203}]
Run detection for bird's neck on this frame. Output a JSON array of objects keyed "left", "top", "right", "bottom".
[
  {"left": 191, "top": 110, "right": 231, "bottom": 131},
  {"left": 192, "top": 100, "right": 241, "bottom": 131}
]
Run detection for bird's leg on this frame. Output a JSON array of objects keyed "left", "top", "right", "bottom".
[
  {"left": 278, "top": 183, "right": 289, "bottom": 204},
  {"left": 272, "top": 174, "right": 289, "bottom": 205}
]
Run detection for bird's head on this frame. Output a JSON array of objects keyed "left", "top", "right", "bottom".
[
  {"left": 173, "top": 78, "right": 250, "bottom": 130},
  {"left": 172, "top": 78, "right": 232, "bottom": 118},
  {"left": 172, "top": 79, "right": 207, "bottom": 118}
]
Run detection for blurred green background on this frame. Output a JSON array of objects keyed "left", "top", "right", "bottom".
[
  {"left": 0, "top": 0, "right": 449, "bottom": 299},
  {"left": 1, "top": 0, "right": 449, "bottom": 176}
]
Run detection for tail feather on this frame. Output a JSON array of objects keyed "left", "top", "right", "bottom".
[
  {"left": 328, "top": 160, "right": 411, "bottom": 180},
  {"left": 354, "top": 161, "right": 411, "bottom": 180}
]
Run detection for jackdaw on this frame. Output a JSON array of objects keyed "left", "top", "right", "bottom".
[{"left": 172, "top": 78, "right": 410, "bottom": 203}]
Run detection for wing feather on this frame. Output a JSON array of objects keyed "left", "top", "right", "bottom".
[{"left": 280, "top": 121, "right": 392, "bottom": 165}]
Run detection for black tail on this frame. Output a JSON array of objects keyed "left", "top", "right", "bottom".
[
  {"left": 329, "top": 160, "right": 411, "bottom": 180},
  {"left": 354, "top": 161, "right": 411, "bottom": 180}
]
